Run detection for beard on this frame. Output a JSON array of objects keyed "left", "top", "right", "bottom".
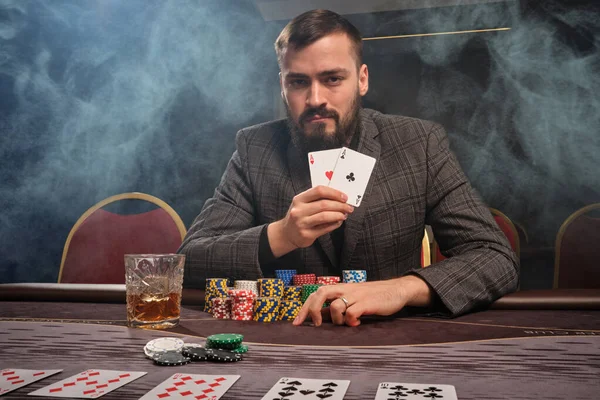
[{"left": 286, "top": 92, "right": 361, "bottom": 155}]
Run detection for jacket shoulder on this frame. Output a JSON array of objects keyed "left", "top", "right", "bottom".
[
  {"left": 364, "top": 109, "right": 441, "bottom": 140},
  {"left": 237, "top": 119, "right": 289, "bottom": 146}
]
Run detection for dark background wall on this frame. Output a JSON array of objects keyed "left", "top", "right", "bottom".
[{"left": 1, "top": 0, "right": 598, "bottom": 288}]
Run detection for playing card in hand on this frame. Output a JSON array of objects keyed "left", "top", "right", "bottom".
[
  {"left": 308, "top": 149, "right": 342, "bottom": 188},
  {"left": 261, "top": 377, "right": 350, "bottom": 400},
  {"left": 328, "top": 147, "right": 376, "bottom": 207},
  {"left": 140, "top": 374, "right": 240, "bottom": 400},
  {"left": 374, "top": 382, "right": 458, "bottom": 400},
  {"left": 0, "top": 369, "right": 62, "bottom": 396},
  {"left": 28, "top": 369, "right": 146, "bottom": 399}
]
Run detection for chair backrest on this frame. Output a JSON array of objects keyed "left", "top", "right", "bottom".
[
  {"left": 554, "top": 203, "right": 600, "bottom": 289},
  {"left": 58, "top": 192, "right": 187, "bottom": 284},
  {"left": 432, "top": 208, "right": 520, "bottom": 263},
  {"left": 421, "top": 229, "right": 431, "bottom": 267},
  {"left": 513, "top": 221, "right": 529, "bottom": 246}
]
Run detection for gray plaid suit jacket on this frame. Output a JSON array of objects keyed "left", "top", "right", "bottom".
[{"left": 179, "top": 109, "right": 519, "bottom": 316}]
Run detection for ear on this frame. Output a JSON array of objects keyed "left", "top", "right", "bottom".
[{"left": 358, "top": 64, "right": 369, "bottom": 96}]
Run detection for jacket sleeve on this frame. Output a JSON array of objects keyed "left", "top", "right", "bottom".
[
  {"left": 178, "top": 129, "right": 265, "bottom": 288},
  {"left": 409, "top": 123, "right": 519, "bottom": 316}
]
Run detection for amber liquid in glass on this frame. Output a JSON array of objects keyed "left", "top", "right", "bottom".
[{"left": 127, "top": 292, "right": 181, "bottom": 328}]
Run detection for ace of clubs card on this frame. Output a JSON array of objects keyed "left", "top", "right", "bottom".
[{"left": 327, "top": 147, "right": 376, "bottom": 207}]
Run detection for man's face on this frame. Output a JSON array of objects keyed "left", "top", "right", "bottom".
[{"left": 280, "top": 33, "right": 369, "bottom": 154}]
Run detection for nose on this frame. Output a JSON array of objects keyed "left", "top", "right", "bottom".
[{"left": 306, "top": 81, "right": 326, "bottom": 108}]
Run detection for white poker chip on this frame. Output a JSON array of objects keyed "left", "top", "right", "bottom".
[{"left": 144, "top": 337, "right": 184, "bottom": 358}]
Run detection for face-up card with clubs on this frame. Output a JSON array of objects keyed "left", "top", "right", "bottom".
[
  {"left": 308, "top": 149, "right": 342, "bottom": 188},
  {"left": 328, "top": 147, "right": 376, "bottom": 207},
  {"left": 261, "top": 377, "right": 350, "bottom": 400},
  {"left": 28, "top": 369, "right": 146, "bottom": 398},
  {"left": 374, "top": 382, "right": 458, "bottom": 400},
  {"left": 139, "top": 374, "right": 240, "bottom": 400},
  {"left": 0, "top": 369, "right": 62, "bottom": 396}
]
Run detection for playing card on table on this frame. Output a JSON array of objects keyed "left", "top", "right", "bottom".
[
  {"left": 328, "top": 147, "right": 376, "bottom": 207},
  {"left": 140, "top": 374, "right": 240, "bottom": 400},
  {"left": 374, "top": 382, "right": 458, "bottom": 400},
  {"left": 0, "top": 369, "right": 62, "bottom": 396},
  {"left": 308, "top": 148, "right": 342, "bottom": 188},
  {"left": 28, "top": 369, "right": 146, "bottom": 399},
  {"left": 261, "top": 377, "right": 350, "bottom": 400}
]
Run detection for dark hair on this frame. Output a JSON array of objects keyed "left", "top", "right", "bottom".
[{"left": 275, "top": 9, "right": 363, "bottom": 69}]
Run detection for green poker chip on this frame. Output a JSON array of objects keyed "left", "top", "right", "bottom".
[
  {"left": 206, "top": 333, "right": 244, "bottom": 349},
  {"left": 230, "top": 344, "right": 248, "bottom": 354}
]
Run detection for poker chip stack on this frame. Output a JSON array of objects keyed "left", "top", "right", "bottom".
[
  {"left": 228, "top": 289, "right": 256, "bottom": 321},
  {"left": 234, "top": 280, "right": 259, "bottom": 296},
  {"left": 143, "top": 335, "right": 246, "bottom": 366},
  {"left": 253, "top": 297, "right": 281, "bottom": 322},
  {"left": 205, "top": 333, "right": 248, "bottom": 355},
  {"left": 205, "top": 278, "right": 229, "bottom": 313},
  {"left": 316, "top": 276, "right": 341, "bottom": 285},
  {"left": 293, "top": 273, "right": 316, "bottom": 286},
  {"left": 211, "top": 297, "right": 232, "bottom": 319},
  {"left": 144, "top": 337, "right": 185, "bottom": 360},
  {"left": 284, "top": 285, "right": 302, "bottom": 301},
  {"left": 258, "top": 278, "right": 284, "bottom": 298},
  {"left": 277, "top": 300, "right": 303, "bottom": 321},
  {"left": 275, "top": 269, "right": 297, "bottom": 286},
  {"left": 301, "top": 284, "right": 322, "bottom": 303},
  {"left": 343, "top": 270, "right": 367, "bottom": 283}
]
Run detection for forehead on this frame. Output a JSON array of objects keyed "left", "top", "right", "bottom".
[{"left": 281, "top": 33, "right": 356, "bottom": 75}]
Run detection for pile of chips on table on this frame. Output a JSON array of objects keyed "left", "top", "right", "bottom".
[
  {"left": 143, "top": 334, "right": 247, "bottom": 366},
  {"left": 204, "top": 278, "right": 230, "bottom": 314},
  {"left": 206, "top": 270, "right": 367, "bottom": 322}
]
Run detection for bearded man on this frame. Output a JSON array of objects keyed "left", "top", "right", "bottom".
[{"left": 178, "top": 9, "right": 518, "bottom": 326}]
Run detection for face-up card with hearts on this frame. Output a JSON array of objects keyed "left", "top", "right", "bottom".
[
  {"left": 261, "top": 377, "right": 350, "bottom": 400},
  {"left": 0, "top": 369, "right": 62, "bottom": 396},
  {"left": 139, "top": 374, "right": 240, "bottom": 400},
  {"left": 28, "top": 369, "right": 146, "bottom": 399},
  {"left": 328, "top": 147, "right": 376, "bottom": 207},
  {"left": 374, "top": 382, "right": 458, "bottom": 400},
  {"left": 308, "top": 148, "right": 342, "bottom": 188}
]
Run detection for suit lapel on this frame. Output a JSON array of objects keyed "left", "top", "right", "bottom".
[
  {"left": 340, "top": 110, "right": 381, "bottom": 268},
  {"left": 286, "top": 140, "right": 338, "bottom": 268}
]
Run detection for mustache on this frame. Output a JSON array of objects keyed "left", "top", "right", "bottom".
[{"left": 300, "top": 106, "right": 339, "bottom": 125}]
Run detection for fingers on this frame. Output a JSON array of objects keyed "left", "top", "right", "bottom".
[
  {"left": 293, "top": 285, "right": 343, "bottom": 326},
  {"left": 303, "top": 211, "right": 348, "bottom": 228},
  {"left": 292, "top": 281, "right": 408, "bottom": 328},
  {"left": 302, "top": 200, "right": 354, "bottom": 220},
  {"left": 329, "top": 298, "right": 346, "bottom": 325},
  {"left": 343, "top": 303, "right": 365, "bottom": 327},
  {"left": 297, "top": 185, "right": 349, "bottom": 204}
]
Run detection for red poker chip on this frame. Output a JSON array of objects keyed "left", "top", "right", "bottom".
[{"left": 229, "top": 289, "right": 256, "bottom": 297}]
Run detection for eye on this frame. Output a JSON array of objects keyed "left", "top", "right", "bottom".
[
  {"left": 326, "top": 76, "right": 343, "bottom": 85},
  {"left": 289, "top": 79, "right": 308, "bottom": 88}
]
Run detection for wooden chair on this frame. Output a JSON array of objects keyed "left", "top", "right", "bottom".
[
  {"left": 58, "top": 192, "right": 187, "bottom": 284},
  {"left": 513, "top": 221, "right": 529, "bottom": 246},
  {"left": 554, "top": 203, "right": 600, "bottom": 289},
  {"left": 432, "top": 208, "right": 520, "bottom": 263}
]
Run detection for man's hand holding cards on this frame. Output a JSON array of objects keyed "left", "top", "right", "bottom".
[
  {"left": 265, "top": 147, "right": 374, "bottom": 258},
  {"left": 308, "top": 147, "right": 376, "bottom": 207}
]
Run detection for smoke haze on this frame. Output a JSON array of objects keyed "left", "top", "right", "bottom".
[{"left": 1, "top": 0, "right": 598, "bottom": 287}]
